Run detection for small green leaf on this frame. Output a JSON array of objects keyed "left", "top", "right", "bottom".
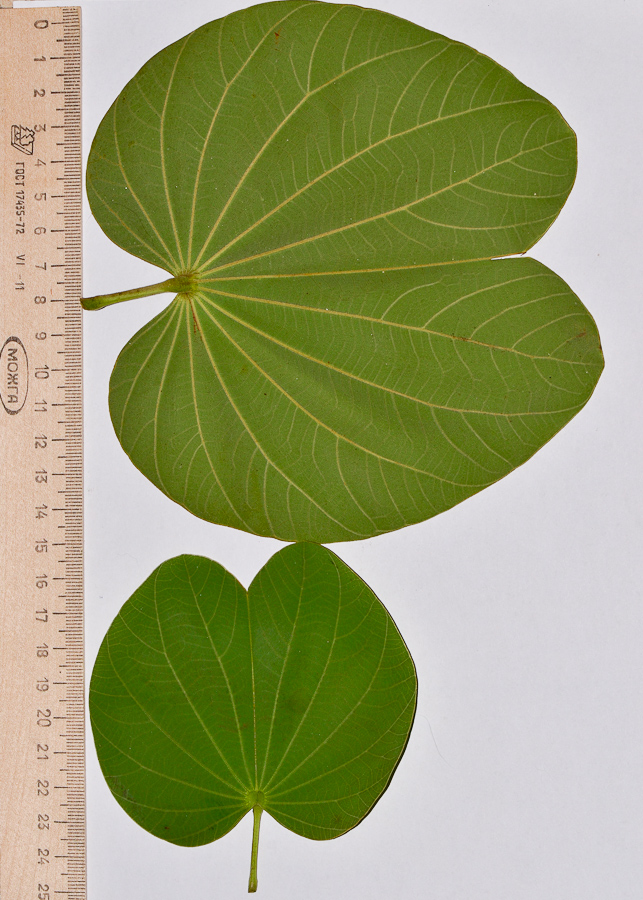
[
  {"left": 85, "top": 0, "right": 603, "bottom": 541},
  {"left": 89, "top": 543, "right": 417, "bottom": 891}
]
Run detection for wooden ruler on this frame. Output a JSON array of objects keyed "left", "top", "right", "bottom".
[{"left": 0, "top": 6, "right": 85, "bottom": 900}]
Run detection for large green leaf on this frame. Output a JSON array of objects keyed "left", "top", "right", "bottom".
[
  {"left": 84, "top": 0, "right": 603, "bottom": 541},
  {"left": 89, "top": 543, "right": 417, "bottom": 891}
]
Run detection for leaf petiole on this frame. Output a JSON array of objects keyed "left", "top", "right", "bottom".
[
  {"left": 248, "top": 805, "right": 263, "bottom": 893},
  {"left": 80, "top": 275, "right": 195, "bottom": 310}
]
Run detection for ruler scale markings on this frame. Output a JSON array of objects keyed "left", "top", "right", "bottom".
[{"left": 0, "top": 7, "right": 85, "bottom": 900}]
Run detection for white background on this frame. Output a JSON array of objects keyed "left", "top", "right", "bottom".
[{"left": 15, "top": 0, "right": 643, "bottom": 897}]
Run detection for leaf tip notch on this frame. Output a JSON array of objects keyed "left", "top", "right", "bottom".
[
  {"left": 89, "top": 2, "right": 602, "bottom": 543},
  {"left": 89, "top": 545, "right": 417, "bottom": 890}
]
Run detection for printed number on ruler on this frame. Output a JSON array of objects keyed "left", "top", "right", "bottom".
[{"left": 0, "top": 8, "right": 84, "bottom": 900}]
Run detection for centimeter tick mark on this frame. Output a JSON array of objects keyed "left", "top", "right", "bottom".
[{"left": 3, "top": 3, "right": 83, "bottom": 887}]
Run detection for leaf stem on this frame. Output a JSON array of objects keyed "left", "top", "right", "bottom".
[
  {"left": 248, "top": 805, "right": 263, "bottom": 893},
  {"left": 80, "top": 275, "right": 194, "bottom": 311}
]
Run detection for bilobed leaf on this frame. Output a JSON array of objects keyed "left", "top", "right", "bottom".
[
  {"left": 85, "top": 0, "right": 603, "bottom": 541},
  {"left": 89, "top": 543, "right": 417, "bottom": 891}
]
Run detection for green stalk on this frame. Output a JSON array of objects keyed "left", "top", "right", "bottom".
[
  {"left": 80, "top": 275, "right": 195, "bottom": 311},
  {"left": 248, "top": 805, "right": 263, "bottom": 893}
]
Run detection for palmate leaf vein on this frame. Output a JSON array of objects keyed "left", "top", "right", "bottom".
[
  {"left": 389, "top": 271, "right": 538, "bottom": 324},
  {"left": 263, "top": 809, "right": 355, "bottom": 836},
  {"left": 306, "top": 5, "right": 342, "bottom": 92},
  {"left": 175, "top": 811, "right": 247, "bottom": 843},
  {"left": 335, "top": 592, "right": 378, "bottom": 640},
  {"left": 335, "top": 438, "right": 381, "bottom": 529},
  {"left": 152, "top": 306, "right": 185, "bottom": 494},
  {"left": 529, "top": 356, "right": 580, "bottom": 396},
  {"left": 509, "top": 311, "right": 580, "bottom": 349},
  {"left": 437, "top": 55, "right": 478, "bottom": 119},
  {"left": 195, "top": 297, "right": 494, "bottom": 486},
  {"left": 184, "top": 302, "right": 252, "bottom": 529},
  {"left": 104, "top": 798, "right": 245, "bottom": 815},
  {"left": 89, "top": 188, "right": 174, "bottom": 271},
  {"left": 132, "top": 76, "right": 163, "bottom": 119},
  {"left": 185, "top": 2, "right": 316, "bottom": 264},
  {"left": 429, "top": 405, "right": 487, "bottom": 470},
  {"left": 200, "top": 257, "right": 515, "bottom": 280},
  {"left": 258, "top": 563, "right": 306, "bottom": 784},
  {"left": 197, "top": 291, "right": 591, "bottom": 412},
  {"left": 260, "top": 457, "right": 277, "bottom": 535},
  {"left": 262, "top": 565, "right": 297, "bottom": 635},
  {"left": 201, "top": 136, "right": 571, "bottom": 277},
  {"left": 152, "top": 566, "right": 248, "bottom": 790},
  {"left": 406, "top": 210, "right": 556, "bottom": 232},
  {"left": 115, "top": 302, "right": 180, "bottom": 433},
  {"left": 102, "top": 631, "right": 241, "bottom": 793},
  {"left": 191, "top": 26, "right": 452, "bottom": 270},
  {"left": 453, "top": 287, "right": 571, "bottom": 336},
  {"left": 117, "top": 611, "right": 165, "bottom": 656},
  {"left": 185, "top": 559, "right": 254, "bottom": 786},
  {"left": 92, "top": 718, "right": 240, "bottom": 800},
  {"left": 109, "top": 106, "right": 179, "bottom": 271},
  {"left": 459, "top": 412, "right": 512, "bottom": 466},
  {"left": 197, "top": 90, "right": 554, "bottom": 273},
  {"left": 274, "top": 783, "right": 390, "bottom": 805},
  {"left": 179, "top": 432, "right": 208, "bottom": 497},
  {"left": 265, "top": 616, "right": 391, "bottom": 794},
  {"left": 245, "top": 588, "right": 259, "bottom": 790},
  {"left": 260, "top": 560, "right": 343, "bottom": 789},
  {"left": 341, "top": 6, "right": 364, "bottom": 71},
  {"left": 159, "top": 35, "right": 191, "bottom": 269},
  {"left": 269, "top": 690, "right": 416, "bottom": 801},
  {"left": 256, "top": 575, "right": 291, "bottom": 657},
  {"left": 215, "top": 279, "right": 594, "bottom": 368},
  {"left": 189, "top": 302, "right": 368, "bottom": 535},
  {"left": 469, "top": 181, "right": 566, "bottom": 199}
]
